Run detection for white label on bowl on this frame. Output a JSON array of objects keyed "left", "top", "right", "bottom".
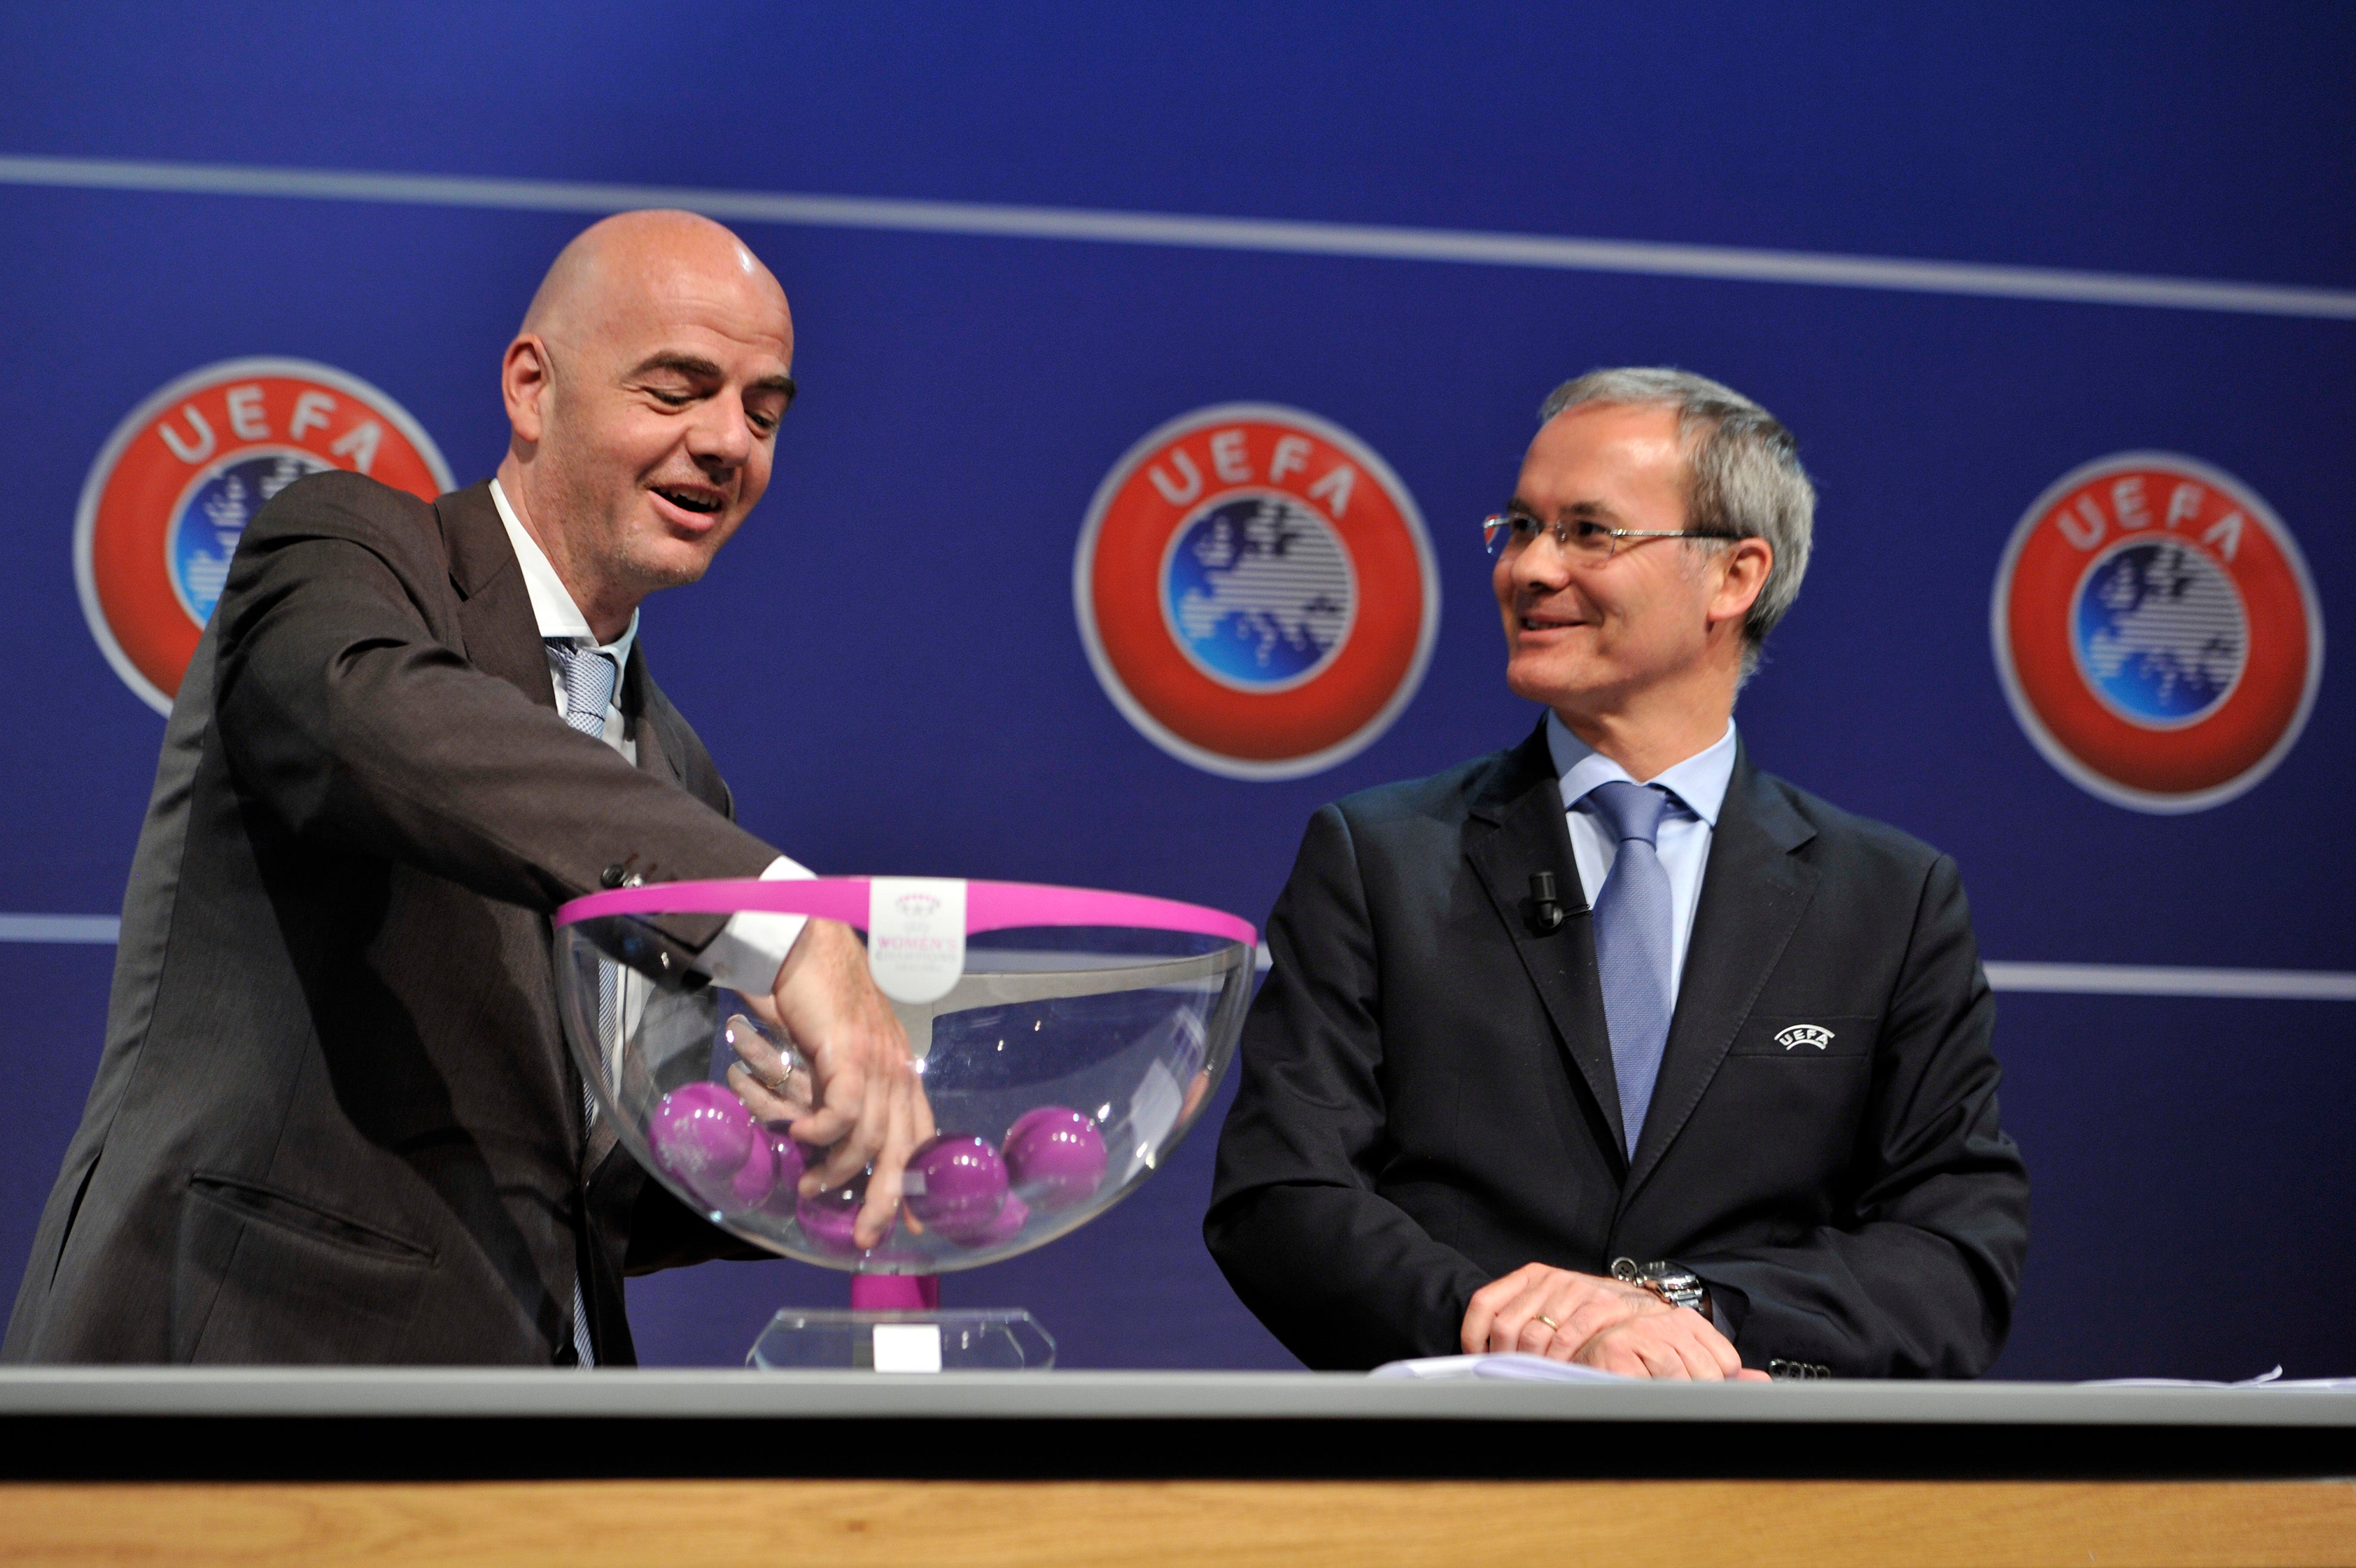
[
  {"left": 872, "top": 1323, "right": 942, "bottom": 1374},
  {"left": 867, "top": 878, "right": 967, "bottom": 1004}
]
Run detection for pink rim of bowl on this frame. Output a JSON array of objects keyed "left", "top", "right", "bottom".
[{"left": 554, "top": 876, "right": 1256, "bottom": 950}]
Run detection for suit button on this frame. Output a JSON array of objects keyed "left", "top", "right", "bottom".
[{"left": 601, "top": 864, "right": 627, "bottom": 889}]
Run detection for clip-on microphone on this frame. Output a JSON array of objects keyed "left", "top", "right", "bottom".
[{"left": 1527, "top": 871, "right": 1571, "bottom": 934}]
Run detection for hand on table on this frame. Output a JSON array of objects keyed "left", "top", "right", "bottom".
[
  {"left": 1461, "top": 1262, "right": 1769, "bottom": 1381},
  {"left": 724, "top": 918, "right": 934, "bottom": 1248}
]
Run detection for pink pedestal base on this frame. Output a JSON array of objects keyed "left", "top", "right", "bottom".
[{"left": 849, "top": 1274, "right": 941, "bottom": 1311}]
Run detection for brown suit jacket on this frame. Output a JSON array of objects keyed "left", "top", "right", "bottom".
[{"left": 4, "top": 474, "right": 778, "bottom": 1364}]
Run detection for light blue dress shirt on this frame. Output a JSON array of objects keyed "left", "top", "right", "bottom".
[{"left": 1547, "top": 712, "right": 1739, "bottom": 1008}]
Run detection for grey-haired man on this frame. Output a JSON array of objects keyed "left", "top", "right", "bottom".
[{"left": 1207, "top": 369, "right": 2029, "bottom": 1378}]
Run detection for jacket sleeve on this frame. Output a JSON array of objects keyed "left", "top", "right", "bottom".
[
  {"left": 1204, "top": 805, "right": 1492, "bottom": 1368},
  {"left": 1687, "top": 854, "right": 2031, "bottom": 1378},
  {"left": 210, "top": 476, "right": 779, "bottom": 926}
]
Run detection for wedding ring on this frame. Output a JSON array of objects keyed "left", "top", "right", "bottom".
[{"left": 1536, "top": 1314, "right": 1560, "bottom": 1331}]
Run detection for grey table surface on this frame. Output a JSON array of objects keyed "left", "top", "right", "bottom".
[{"left": 2, "top": 1368, "right": 2352, "bottom": 1428}]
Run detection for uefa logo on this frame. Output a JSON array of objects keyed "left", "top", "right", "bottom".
[
  {"left": 75, "top": 358, "right": 452, "bottom": 714},
  {"left": 1991, "top": 452, "right": 2323, "bottom": 813},
  {"left": 1073, "top": 404, "right": 1438, "bottom": 780}
]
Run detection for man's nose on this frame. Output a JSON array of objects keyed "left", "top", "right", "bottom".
[
  {"left": 686, "top": 392, "right": 755, "bottom": 471},
  {"left": 1509, "top": 537, "right": 1573, "bottom": 594}
]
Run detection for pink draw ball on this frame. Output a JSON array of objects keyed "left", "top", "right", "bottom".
[
  {"left": 647, "top": 1082, "right": 755, "bottom": 1204},
  {"left": 951, "top": 1191, "right": 1029, "bottom": 1249},
  {"left": 1002, "top": 1107, "right": 1107, "bottom": 1212},
  {"left": 904, "top": 1135, "right": 1010, "bottom": 1242},
  {"left": 753, "top": 1127, "right": 808, "bottom": 1219},
  {"left": 796, "top": 1177, "right": 870, "bottom": 1255},
  {"left": 727, "top": 1123, "right": 778, "bottom": 1210}
]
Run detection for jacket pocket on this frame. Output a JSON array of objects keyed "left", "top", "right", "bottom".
[{"left": 172, "top": 1173, "right": 436, "bottom": 1362}]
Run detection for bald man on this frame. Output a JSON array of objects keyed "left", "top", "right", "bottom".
[{"left": 4, "top": 212, "right": 926, "bottom": 1365}]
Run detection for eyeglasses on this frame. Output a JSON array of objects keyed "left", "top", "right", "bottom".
[{"left": 1481, "top": 512, "right": 1733, "bottom": 561}]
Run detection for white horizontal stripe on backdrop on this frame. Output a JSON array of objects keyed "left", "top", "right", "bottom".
[
  {"left": 3, "top": 154, "right": 2355, "bottom": 320},
  {"left": 0, "top": 915, "right": 121, "bottom": 944}
]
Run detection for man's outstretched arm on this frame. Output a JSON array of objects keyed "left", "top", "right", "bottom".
[
  {"left": 217, "top": 475, "right": 926, "bottom": 1244},
  {"left": 214, "top": 477, "right": 780, "bottom": 918}
]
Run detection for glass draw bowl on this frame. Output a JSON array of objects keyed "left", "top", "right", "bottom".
[{"left": 552, "top": 877, "right": 1256, "bottom": 1274}]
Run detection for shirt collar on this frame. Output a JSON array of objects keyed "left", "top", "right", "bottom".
[
  {"left": 490, "top": 478, "right": 638, "bottom": 670},
  {"left": 1547, "top": 711, "right": 1738, "bottom": 828}
]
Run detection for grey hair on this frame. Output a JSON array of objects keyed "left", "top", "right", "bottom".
[{"left": 1538, "top": 367, "right": 1815, "bottom": 680}]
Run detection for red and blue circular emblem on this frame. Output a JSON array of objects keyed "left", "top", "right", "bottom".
[
  {"left": 1074, "top": 404, "right": 1437, "bottom": 780},
  {"left": 1991, "top": 452, "right": 2322, "bottom": 813},
  {"left": 75, "top": 358, "right": 452, "bottom": 714}
]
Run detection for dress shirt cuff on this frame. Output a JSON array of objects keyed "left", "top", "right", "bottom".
[{"left": 696, "top": 855, "right": 812, "bottom": 995}]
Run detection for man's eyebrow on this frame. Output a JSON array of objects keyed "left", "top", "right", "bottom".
[
  {"left": 1505, "top": 495, "right": 1617, "bottom": 521},
  {"left": 628, "top": 352, "right": 726, "bottom": 381}
]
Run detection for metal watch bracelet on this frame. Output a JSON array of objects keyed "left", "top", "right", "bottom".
[{"left": 1610, "top": 1256, "right": 1710, "bottom": 1318}]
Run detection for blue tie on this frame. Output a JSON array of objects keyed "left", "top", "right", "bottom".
[
  {"left": 547, "top": 640, "right": 618, "bottom": 1368},
  {"left": 1586, "top": 779, "right": 1676, "bottom": 1159},
  {"left": 551, "top": 639, "right": 618, "bottom": 744}
]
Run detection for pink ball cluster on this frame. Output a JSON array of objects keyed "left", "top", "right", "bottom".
[
  {"left": 649, "top": 1086, "right": 1112, "bottom": 1259},
  {"left": 645, "top": 1081, "right": 806, "bottom": 1216}
]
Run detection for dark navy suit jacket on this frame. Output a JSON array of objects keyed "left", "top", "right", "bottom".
[{"left": 1206, "top": 723, "right": 2030, "bottom": 1375}]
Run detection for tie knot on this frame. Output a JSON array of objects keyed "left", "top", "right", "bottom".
[
  {"left": 1587, "top": 779, "right": 1671, "bottom": 846},
  {"left": 548, "top": 639, "right": 617, "bottom": 727}
]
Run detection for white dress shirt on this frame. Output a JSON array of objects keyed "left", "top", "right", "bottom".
[
  {"left": 491, "top": 479, "right": 809, "bottom": 995},
  {"left": 1547, "top": 712, "right": 1739, "bottom": 1007}
]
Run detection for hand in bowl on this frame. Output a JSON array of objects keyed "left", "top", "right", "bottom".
[
  {"left": 723, "top": 1014, "right": 814, "bottom": 1122},
  {"left": 742, "top": 918, "right": 935, "bottom": 1248}
]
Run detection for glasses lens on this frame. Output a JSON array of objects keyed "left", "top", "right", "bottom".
[
  {"left": 1481, "top": 516, "right": 1508, "bottom": 555},
  {"left": 1566, "top": 520, "right": 1616, "bottom": 559}
]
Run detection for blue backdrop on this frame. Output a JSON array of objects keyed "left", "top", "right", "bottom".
[{"left": 2, "top": 3, "right": 2350, "bottom": 1378}]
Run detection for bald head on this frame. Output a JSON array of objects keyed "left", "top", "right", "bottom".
[
  {"left": 496, "top": 210, "right": 798, "bottom": 641},
  {"left": 521, "top": 209, "right": 789, "bottom": 346}
]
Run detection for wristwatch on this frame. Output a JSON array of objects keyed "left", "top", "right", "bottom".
[{"left": 1612, "top": 1257, "right": 1709, "bottom": 1317}]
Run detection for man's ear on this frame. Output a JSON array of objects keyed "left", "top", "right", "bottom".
[
  {"left": 1709, "top": 537, "right": 1773, "bottom": 630},
  {"left": 502, "top": 335, "right": 552, "bottom": 444}
]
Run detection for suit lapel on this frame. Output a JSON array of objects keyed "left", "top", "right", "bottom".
[
  {"left": 440, "top": 483, "right": 560, "bottom": 714},
  {"left": 1620, "top": 747, "right": 1819, "bottom": 1205},
  {"left": 1464, "top": 723, "right": 1626, "bottom": 1163},
  {"left": 620, "top": 647, "right": 681, "bottom": 787}
]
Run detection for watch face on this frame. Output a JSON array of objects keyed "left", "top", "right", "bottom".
[
  {"left": 1634, "top": 1266, "right": 1703, "bottom": 1309},
  {"left": 1615, "top": 1258, "right": 1702, "bottom": 1306}
]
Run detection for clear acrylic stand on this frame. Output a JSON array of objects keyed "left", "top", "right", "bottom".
[{"left": 746, "top": 1308, "right": 1056, "bottom": 1371}]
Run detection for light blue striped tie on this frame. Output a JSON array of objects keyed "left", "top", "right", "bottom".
[
  {"left": 548, "top": 640, "right": 617, "bottom": 1368},
  {"left": 1586, "top": 780, "right": 1676, "bottom": 1160}
]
